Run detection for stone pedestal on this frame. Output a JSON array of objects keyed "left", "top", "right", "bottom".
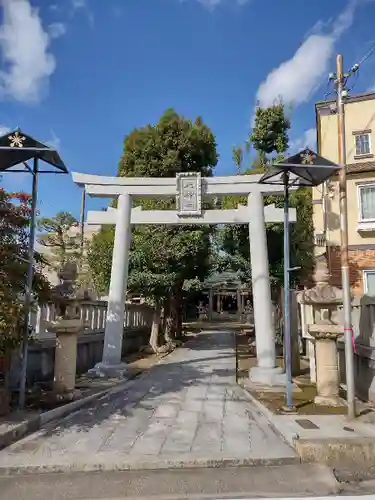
[
  {"left": 47, "top": 319, "right": 83, "bottom": 394},
  {"left": 309, "top": 325, "right": 342, "bottom": 406}
]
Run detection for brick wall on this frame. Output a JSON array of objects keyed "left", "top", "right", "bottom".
[{"left": 327, "top": 246, "right": 375, "bottom": 294}]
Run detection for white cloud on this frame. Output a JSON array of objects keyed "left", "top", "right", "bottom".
[
  {"left": 0, "top": 125, "right": 11, "bottom": 136},
  {"left": 255, "top": 1, "right": 358, "bottom": 108},
  {"left": 0, "top": 0, "right": 56, "bottom": 103},
  {"left": 289, "top": 128, "right": 317, "bottom": 153},
  {"left": 48, "top": 22, "right": 67, "bottom": 39},
  {"left": 71, "top": 0, "right": 94, "bottom": 27},
  {"left": 72, "top": 0, "right": 87, "bottom": 9}
]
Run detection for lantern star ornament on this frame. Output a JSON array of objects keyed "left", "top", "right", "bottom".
[{"left": 9, "top": 130, "right": 26, "bottom": 148}]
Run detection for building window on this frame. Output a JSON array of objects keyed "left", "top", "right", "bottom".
[
  {"left": 358, "top": 184, "right": 375, "bottom": 221},
  {"left": 355, "top": 133, "right": 371, "bottom": 156},
  {"left": 363, "top": 270, "right": 375, "bottom": 295}
]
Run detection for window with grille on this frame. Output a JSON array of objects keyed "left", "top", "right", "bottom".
[
  {"left": 355, "top": 133, "right": 371, "bottom": 156},
  {"left": 358, "top": 184, "right": 375, "bottom": 221},
  {"left": 364, "top": 270, "right": 375, "bottom": 295}
]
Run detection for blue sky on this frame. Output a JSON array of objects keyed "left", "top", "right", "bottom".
[{"left": 1, "top": 0, "right": 375, "bottom": 219}]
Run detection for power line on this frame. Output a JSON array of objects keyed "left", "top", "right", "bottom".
[
  {"left": 355, "top": 40, "right": 375, "bottom": 68},
  {"left": 326, "top": 40, "right": 375, "bottom": 98}
]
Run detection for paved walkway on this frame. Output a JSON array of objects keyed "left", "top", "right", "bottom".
[{"left": 0, "top": 330, "right": 297, "bottom": 473}]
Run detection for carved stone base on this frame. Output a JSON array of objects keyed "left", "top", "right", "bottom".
[
  {"left": 314, "top": 395, "right": 343, "bottom": 407},
  {"left": 40, "top": 389, "right": 83, "bottom": 408},
  {"left": 249, "top": 366, "right": 286, "bottom": 386},
  {"left": 312, "top": 333, "right": 341, "bottom": 407},
  {"left": 87, "top": 362, "right": 128, "bottom": 379}
]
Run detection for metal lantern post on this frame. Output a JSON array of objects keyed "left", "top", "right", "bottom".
[
  {"left": 0, "top": 129, "right": 68, "bottom": 408},
  {"left": 259, "top": 148, "right": 341, "bottom": 410},
  {"left": 18, "top": 158, "right": 39, "bottom": 409},
  {"left": 282, "top": 171, "right": 293, "bottom": 407}
]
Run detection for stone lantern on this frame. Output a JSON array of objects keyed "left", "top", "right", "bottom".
[
  {"left": 46, "top": 263, "right": 85, "bottom": 399},
  {"left": 301, "top": 253, "right": 344, "bottom": 407}
]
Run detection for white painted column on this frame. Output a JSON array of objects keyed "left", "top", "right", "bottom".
[
  {"left": 248, "top": 191, "right": 285, "bottom": 386},
  {"left": 88, "top": 193, "right": 132, "bottom": 378}
]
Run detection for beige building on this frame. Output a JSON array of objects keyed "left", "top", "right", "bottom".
[{"left": 314, "top": 91, "right": 375, "bottom": 295}]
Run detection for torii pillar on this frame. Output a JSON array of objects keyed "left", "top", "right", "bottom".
[{"left": 248, "top": 191, "right": 285, "bottom": 385}]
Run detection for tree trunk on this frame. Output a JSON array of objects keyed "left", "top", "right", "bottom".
[
  {"left": 0, "top": 351, "right": 11, "bottom": 416},
  {"left": 149, "top": 302, "right": 161, "bottom": 353},
  {"left": 163, "top": 298, "right": 174, "bottom": 344},
  {"left": 172, "top": 284, "right": 183, "bottom": 339}
]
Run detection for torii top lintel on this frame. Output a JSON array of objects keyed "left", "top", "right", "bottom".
[{"left": 71, "top": 172, "right": 300, "bottom": 198}]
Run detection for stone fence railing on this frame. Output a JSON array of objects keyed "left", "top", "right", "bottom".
[
  {"left": 298, "top": 294, "right": 375, "bottom": 403},
  {"left": 28, "top": 300, "right": 154, "bottom": 340},
  {"left": 22, "top": 300, "right": 154, "bottom": 384}
]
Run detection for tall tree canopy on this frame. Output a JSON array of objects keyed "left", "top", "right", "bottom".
[
  {"left": 218, "top": 102, "right": 313, "bottom": 287},
  {"left": 88, "top": 109, "right": 218, "bottom": 349}
]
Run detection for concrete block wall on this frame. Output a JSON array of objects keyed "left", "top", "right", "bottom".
[{"left": 26, "top": 327, "right": 150, "bottom": 385}]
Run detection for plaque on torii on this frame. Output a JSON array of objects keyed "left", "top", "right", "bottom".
[{"left": 176, "top": 172, "right": 202, "bottom": 217}]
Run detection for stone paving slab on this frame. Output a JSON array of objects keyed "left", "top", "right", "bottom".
[{"left": 0, "top": 330, "right": 298, "bottom": 473}]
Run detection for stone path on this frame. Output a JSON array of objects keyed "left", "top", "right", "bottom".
[{"left": 0, "top": 330, "right": 297, "bottom": 473}]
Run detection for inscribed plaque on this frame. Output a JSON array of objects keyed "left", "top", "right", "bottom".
[{"left": 176, "top": 172, "right": 202, "bottom": 216}]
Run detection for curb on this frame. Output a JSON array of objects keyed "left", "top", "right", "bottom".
[
  {"left": 0, "top": 376, "right": 136, "bottom": 451},
  {"left": 238, "top": 381, "right": 299, "bottom": 448},
  {"left": 0, "top": 455, "right": 301, "bottom": 476},
  {"left": 296, "top": 436, "right": 375, "bottom": 465},
  {"left": 0, "top": 349, "right": 176, "bottom": 452},
  {"left": 238, "top": 382, "right": 375, "bottom": 467}
]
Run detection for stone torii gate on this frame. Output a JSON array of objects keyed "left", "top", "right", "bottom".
[{"left": 72, "top": 172, "right": 297, "bottom": 384}]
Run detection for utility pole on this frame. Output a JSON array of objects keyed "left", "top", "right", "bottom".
[{"left": 335, "top": 54, "right": 356, "bottom": 419}]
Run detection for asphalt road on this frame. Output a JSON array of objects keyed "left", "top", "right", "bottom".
[{"left": 0, "top": 463, "right": 342, "bottom": 500}]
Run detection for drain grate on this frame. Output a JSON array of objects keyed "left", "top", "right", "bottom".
[{"left": 295, "top": 418, "right": 320, "bottom": 430}]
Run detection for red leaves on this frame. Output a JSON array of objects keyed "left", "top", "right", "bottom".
[
  {"left": 17, "top": 192, "right": 31, "bottom": 203},
  {"left": 0, "top": 186, "right": 50, "bottom": 353}
]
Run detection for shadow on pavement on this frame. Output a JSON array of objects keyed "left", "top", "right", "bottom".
[{"left": 11, "top": 330, "right": 240, "bottom": 441}]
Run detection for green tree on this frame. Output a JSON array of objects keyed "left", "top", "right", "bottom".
[
  {"left": 218, "top": 102, "right": 313, "bottom": 287},
  {"left": 88, "top": 109, "right": 218, "bottom": 351},
  {"left": 250, "top": 102, "right": 291, "bottom": 163},
  {"left": 87, "top": 226, "right": 114, "bottom": 295},
  {"left": 232, "top": 145, "right": 243, "bottom": 174}
]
